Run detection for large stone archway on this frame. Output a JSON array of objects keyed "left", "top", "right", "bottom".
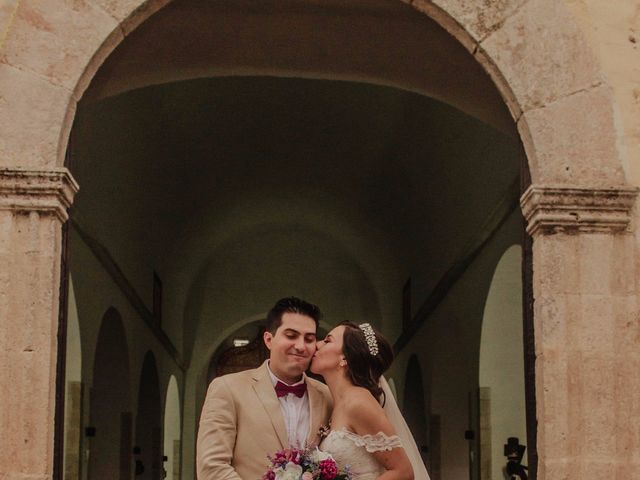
[{"left": 1, "top": 1, "right": 638, "bottom": 480}]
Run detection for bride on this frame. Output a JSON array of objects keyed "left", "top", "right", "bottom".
[{"left": 310, "top": 322, "right": 430, "bottom": 480}]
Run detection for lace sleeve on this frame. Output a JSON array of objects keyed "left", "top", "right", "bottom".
[{"left": 335, "top": 429, "right": 403, "bottom": 452}]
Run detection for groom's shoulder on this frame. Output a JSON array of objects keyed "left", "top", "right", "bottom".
[
  {"left": 208, "top": 365, "right": 262, "bottom": 391},
  {"left": 306, "top": 376, "right": 331, "bottom": 398}
]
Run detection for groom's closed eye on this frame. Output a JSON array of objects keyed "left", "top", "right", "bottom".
[{"left": 283, "top": 329, "right": 316, "bottom": 343}]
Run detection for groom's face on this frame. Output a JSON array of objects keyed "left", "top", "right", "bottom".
[{"left": 264, "top": 312, "right": 317, "bottom": 383}]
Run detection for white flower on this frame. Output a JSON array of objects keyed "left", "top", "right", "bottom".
[
  {"left": 275, "top": 462, "right": 303, "bottom": 480},
  {"left": 310, "top": 448, "right": 333, "bottom": 463}
]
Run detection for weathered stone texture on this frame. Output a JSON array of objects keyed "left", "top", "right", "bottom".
[
  {"left": 525, "top": 181, "right": 639, "bottom": 478},
  {"left": 521, "top": 185, "right": 637, "bottom": 236},
  {"left": 532, "top": 232, "right": 639, "bottom": 479},
  {"left": 89, "top": 0, "right": 171, "bottom": 34},
  {"left": 519, "top": 85, "right": 626, "bottom": 185},
  {"left": 412, "top": 0, "right": 527, "bottom": 42},
  {"left": 0, "top": 210, "right": 61, "bottom": 478},
  {"left": 481, "top": 0, "right": 603, "bottom": 112},
  {"left": 0, "top": 168, "right": 77, "bottom": 479},
  {"left": 0, "top": 0, "right": 118, "bottom": 91},
  {"left": 0, "top": 64, "right": 73, "bottom": 168}
]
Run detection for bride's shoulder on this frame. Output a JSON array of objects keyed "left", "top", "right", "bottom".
[{"left": 343, "top": 387, "right": 384, "bottom": 418}]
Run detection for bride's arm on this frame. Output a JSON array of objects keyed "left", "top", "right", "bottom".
[{"left": 347, "top": 391, "right": 415, "bottom": 480}]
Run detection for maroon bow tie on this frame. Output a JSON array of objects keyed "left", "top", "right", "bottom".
[{"left": 275, "top": 381, "right": 307, "bottom": 398}]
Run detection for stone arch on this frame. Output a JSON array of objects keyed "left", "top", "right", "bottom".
[
  {"left": 135, "top": 350, "right": 163, "bottom": 480},
  {"left": 0, "top": 0, "right": 629, "bottom": 186},
  {"left": 88, "top": 307, "right": 131, "bottom": 480}
]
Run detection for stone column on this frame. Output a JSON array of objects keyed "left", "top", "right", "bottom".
[
  {"left": 0, "top": 167, "right": 78, "bottom": 480},
  {"left": 521, "top": 185, "right": 639, "bottom": 479}
]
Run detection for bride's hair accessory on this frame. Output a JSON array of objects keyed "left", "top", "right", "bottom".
[{"left": 358, "top": 323, "right": 379, "bottom": 356}]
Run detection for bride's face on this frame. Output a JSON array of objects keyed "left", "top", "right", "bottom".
[{"left": 310, "top": 325, "right": 346, "bottom": 375}]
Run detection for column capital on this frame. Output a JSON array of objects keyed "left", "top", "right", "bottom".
[
  {"left": 520, "top": 184, "right": 638, "bottom": 236},
  {"left": 0, "top": 166, "right": 79, "bottom": 222}
]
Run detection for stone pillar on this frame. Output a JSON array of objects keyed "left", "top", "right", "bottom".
[
  {"left": 0, "top": 167, "right": 78, "bottom": 480},
  {"left": 521, "top": 185, "right": 639, "bottom": 479}
]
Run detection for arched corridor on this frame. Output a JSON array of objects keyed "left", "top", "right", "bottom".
[
  {"left": 88, "top": 309, "right": 131, "bottom": 480},
  {"left": 66, "top": 70, "right": 525, "bottom": 480}
]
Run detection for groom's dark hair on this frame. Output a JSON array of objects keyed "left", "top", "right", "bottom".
[{"left": 266, "top": 297, "right": 321, "bottom": 333}]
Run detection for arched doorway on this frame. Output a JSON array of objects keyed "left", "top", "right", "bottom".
[
  {"left": 88, "top": 308, "right": 131, "bottom": 480},
  {"left": 479, "top": 245, "right": 526, "bottom": 480},
  {"left": 163, "top": 376, "right": 181, "bottom": 480},
  {"left": 70, "top": 40, "right": 525, "bottom": 480},
  {"left": 135, "top": 351, "right": 162, "bottom": 480}
]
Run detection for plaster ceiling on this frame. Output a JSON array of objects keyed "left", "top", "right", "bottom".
[{"left": 83, "top": 0, "right": 515, "bottom": 134}]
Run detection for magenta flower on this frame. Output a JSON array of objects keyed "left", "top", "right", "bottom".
[
  {"left": 261, "top": 470, "right": 275, "bottom": 480},
  {"left": 319, "top": 459, "right": 338, "bottom": 479}
]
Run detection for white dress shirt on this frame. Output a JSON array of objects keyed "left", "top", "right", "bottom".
[{"left": 267, "top": 362, "right": 311, "bottom": 448}]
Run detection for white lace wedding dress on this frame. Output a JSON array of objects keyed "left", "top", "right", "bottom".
[
  {"left": 319, "top": 378, "right": 431, "bottom": 480},
  {"left": 320, "top": 428, "right": 403, "bottom": 479}
]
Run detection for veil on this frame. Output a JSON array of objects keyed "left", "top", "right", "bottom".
[{"left": 380, "top": 376, "right": 431, "bottom": 480}]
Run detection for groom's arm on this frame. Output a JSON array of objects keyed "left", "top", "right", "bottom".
[{"left": 196, "top": 377, "right": 243, "bottom": 480}]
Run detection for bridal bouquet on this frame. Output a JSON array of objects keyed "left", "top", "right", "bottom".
[{"left": 261, "top": 447, "right": 352, "bottom": 480}]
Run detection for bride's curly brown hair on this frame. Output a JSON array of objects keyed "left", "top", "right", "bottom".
[{"left": 340, "top": 321, "right": 394, "bottom": 404}]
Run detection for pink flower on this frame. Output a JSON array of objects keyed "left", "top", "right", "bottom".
[
  {"left": 319, "top": 459, "right": 338, "bottom": 480},
  {"left": 272, "top": 448, "right": 303, "bottom": 466},
  {"left": 261, "top": 470, "right": 275, "bottom": 480},
  {"left": 302, "top": 472, "right": 314, "bottom": 480}
]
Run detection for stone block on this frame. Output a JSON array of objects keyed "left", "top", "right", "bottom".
[
  {"left": 533, "top": 234, "right": 579, "bottom": 294},
  {"left": 481, "top": 0, "right": 603, "bottom": 113},
  {"left": 577, "top": 234, "right": 613, "bottom": 295},
  {"left": 413, "top": 0, "right": 527, "bottom": 43},
  {"left": 577, "top": 353, "right": 616, "bottom": 457},
  {"left": 519, "top": 84, "right": 626, "bottom": 186},
  {"left": 613, "top": 294, "right": 639, "bottom": 354},
  {"left": 536, "top": 349, "right": 571, "bottom": 457},
  {"left": 90, "top": 0, "right": 170, "bottom": 35},
  {"left": 0, "top": 64, "right": 73, "bottom": 167},
  {"left": 537, "top": 458, "right": 570, "bottom": 480},
  {"left": 533, "top": 294, "right": 570, "bottom": 353},
  {"left": 0, "top": 210, "right": 62, "bottom": 477},
  {"left": 610, "top": 234, "right": 636, "bottom": 295},
  {"left": 574, "top": 295, "right": 615, "bottom": 352},
  {"left": 613, "top": 353, "right": 640, "bottom": 456},
  {"left": 1, "top": 0, "right": 119, "bottom": 91}
]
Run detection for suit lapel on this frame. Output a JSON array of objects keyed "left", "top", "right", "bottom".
[
  {"left": 252, "top": 363, "right": 288, "bottom": 449},
  {"left": 305, "top": 378, "right": 325, "bottom": 446}
]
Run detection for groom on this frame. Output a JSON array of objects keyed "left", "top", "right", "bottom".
[{"left": 196, "top": 297, "right": 333, "bottom": 480}]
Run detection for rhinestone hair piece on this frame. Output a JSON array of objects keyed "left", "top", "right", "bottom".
[{"left": 359, "top": 323, "right": 379, "bottom": 356}]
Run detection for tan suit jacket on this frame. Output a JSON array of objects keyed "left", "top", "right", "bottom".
[{"left": 196, "top": 361, "right": 333, "bottom": 480}]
